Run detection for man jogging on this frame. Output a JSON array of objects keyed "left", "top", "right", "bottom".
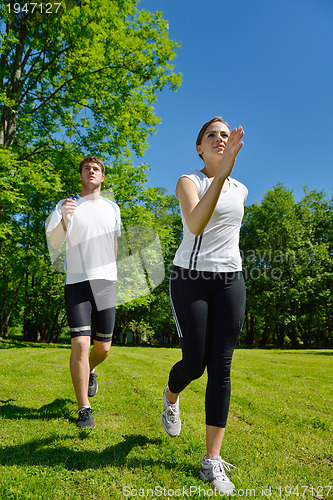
[{"left": 46, "top": 156, "right": 121, "bottom": 428}]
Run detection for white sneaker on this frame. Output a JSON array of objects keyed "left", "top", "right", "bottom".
[
  {"left": 200, "top": 455, "right": 236, "bottom": 494},
  {"left": 161, "top": 387, "right": 181, "bottom": 437}
]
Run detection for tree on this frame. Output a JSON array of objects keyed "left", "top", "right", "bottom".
[
  {"left": 0, "top": 0, "right": 181, "bottom": 340},
  {"left": 240, "top": 184, "right": 332, "bottom": 347},
  {"left": 1, "top": 0, "right": 181, "bottom": 154}
]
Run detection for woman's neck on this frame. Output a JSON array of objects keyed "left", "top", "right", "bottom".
[
  {"left": 200, "top": 160, "right": 221, "bottom": 180},
  {"left": 200, "top": 163, "right": 230, "bottom": 192}
]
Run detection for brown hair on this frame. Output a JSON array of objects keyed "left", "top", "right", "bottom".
[
  {"left": 79, "top": 155, "right": 105, "bottom": 175},
  {"left": 196, "top": 116, "right": 230, "bottom": 160}
]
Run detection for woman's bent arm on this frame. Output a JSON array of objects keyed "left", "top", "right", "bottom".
[{"left": 177, "top": 127, "right": 244, "bottom": 235}]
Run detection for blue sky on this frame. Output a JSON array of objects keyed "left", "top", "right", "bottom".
[{"left": 136, "top": 0, "right": 333, "bottom": 205}]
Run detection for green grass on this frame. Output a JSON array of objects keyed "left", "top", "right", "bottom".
[{"left": 0, "top": 341, "right": 332, "bottom": 499}]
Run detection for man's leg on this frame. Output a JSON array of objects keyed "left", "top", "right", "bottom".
[
  {"left": 89, "top": 280, "right": 115, "bottom": 372},
  {"left": 87, "top": 339, "right": 112, "bottom": 398},
  {"left": 70, "top": 335, "right": 91, "bottom": 409},
  {"left": 88, "top": 280, "right": 116, "bottom": 397},
  {"left": 65, "top": 281, "right": 93, "bottom": 408},
  {"left": 89, "top": 340, "right": 111, "bottom": 371}
]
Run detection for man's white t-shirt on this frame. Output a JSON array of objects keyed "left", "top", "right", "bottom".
[
  {"left": 173, "top": 170, "right": 248, "bottom": 272},
  {"left": 46, "top": 195, "right": 121, "bottom": 284}
]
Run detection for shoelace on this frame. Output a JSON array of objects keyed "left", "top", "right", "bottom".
[
  {"left": 79, "top": 408, "right": 92, "bottom": 419},
  {"left": 210, "top": 459, "right": 236, "bottom": 481},
  {"left": 219, "top": 460, "right": 236, "bottom": 472},
  {"left": 166, "top": 403, "right": 179, "bottom": 423}
]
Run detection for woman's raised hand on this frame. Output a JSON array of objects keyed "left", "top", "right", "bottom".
[{"left": 218, "top": 127, "right": 244, "bottom": 179}]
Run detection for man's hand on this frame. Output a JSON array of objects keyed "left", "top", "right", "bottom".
[{"left": 61, "top": 198, "right": 77, "bottom": 226}]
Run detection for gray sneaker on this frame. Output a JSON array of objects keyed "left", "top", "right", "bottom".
[
  {"left": 88, "top": 370, "right": 98, "bottom": 397},
  {"left": 161, "top": 387, "right": 181, "bottom": 437},
  {"left": 77, "top": 407, "right": 95, "bottom": 428},
  {"left": 200, "top": 455, "right": 235, "bottom": 494}
]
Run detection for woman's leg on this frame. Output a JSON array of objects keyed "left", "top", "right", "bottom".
[
  {"left": 199, "top": 273, "right": 245, "bottom": 494},
  {"left": 205, "top": 272, "right": 246, "bottom": 455},
  {"left": 206, "top": 426, "right": 226, "bottom": 459},
  {"left": 168, "top": 267, "right": 209, "bottom": 395},
  {"left": 162, "top": 267, "right": 210, "bottom": 437}
]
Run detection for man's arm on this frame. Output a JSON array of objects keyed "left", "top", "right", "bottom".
[
  {"left": 114, "top": 237, "right": 118, "bottom": 260},
  {"left": 48, "top": 218, "right": 67, "bottom": 249},
  {"left": 48, "top": 198, "right": 77, "bottom": 249}
]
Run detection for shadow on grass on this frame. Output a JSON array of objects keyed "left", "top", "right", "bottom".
[
  {"left": 0, "top": 398, "right": 198, "bottom": 477},
  {"left": 0, "top": 432, "right": 195, "bottom": 476},
  {"left": 307, "top": 351, "right": 333, "bottom": 355},
  {"left": 0, "top": 398, "right": 75, "bottom": 422},
  {"left": 0, "top": 396, "right": 198, "bottom": 477},
  {"left": 0, "top": 340, "right": 71, "bottom": 350},
  {"left": 277, "top": 350, "right": 333, "bottom": 356}
]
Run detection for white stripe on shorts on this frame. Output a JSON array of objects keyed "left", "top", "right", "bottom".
[
  {"left": 95, "top": 332, "right": 112, "bottom": 339},
  {"left": 70, "top": 326, "right": 90, "bottom": 332}
]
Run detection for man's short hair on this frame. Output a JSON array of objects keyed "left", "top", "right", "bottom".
[{"left": 79, "top": 155, "right": 105, "bottom": 175}]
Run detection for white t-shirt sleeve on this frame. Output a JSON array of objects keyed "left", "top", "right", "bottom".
[
  {"left": 177, "top": 171, "right": 205, "bottom": 198},
  {"left": 45, "top": 199, "right": 66, "bottom": 234},
  {"left": 238, "top": 181, "right": 248, "bottom": 204},
  {"left": 114, "top": 203, "right": 121, "bottom": 237}
]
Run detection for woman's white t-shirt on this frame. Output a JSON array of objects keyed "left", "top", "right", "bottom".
[{"left": 173, "top": 170, "right": 248, "bottom": 272}]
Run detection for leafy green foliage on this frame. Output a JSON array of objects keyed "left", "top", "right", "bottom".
[
  {"left": 1, "top": 3, "right": 331, "bottom": 347},
  {"left": 0, "top": 0, "right": 181, "bottom": 155},
  {"left": 0, "top": 0, "right": 181, "bottom": 341},
  {"left": 241, "top": 184, "right": 333, "bottom": 347}
]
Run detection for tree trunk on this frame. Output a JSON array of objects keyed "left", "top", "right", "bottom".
[{"left": 1, "top": 15, "right": 28, "bottom": 146}]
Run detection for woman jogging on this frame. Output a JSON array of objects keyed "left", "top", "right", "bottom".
[{"left": 161, "top": 117, "right": 247, "bottom": 494}]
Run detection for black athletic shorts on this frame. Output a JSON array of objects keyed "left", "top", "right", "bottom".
[{"left": 64, "top": 279, "right": 116, "bottom": 342}]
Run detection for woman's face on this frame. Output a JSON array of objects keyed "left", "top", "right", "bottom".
[{"left": 196, "top": 121, "right": 230, "bottom": 161}]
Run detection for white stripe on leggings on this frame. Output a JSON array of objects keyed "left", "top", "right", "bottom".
[{"left": 169, "top": 282, "right": 183, "bottom": 338}]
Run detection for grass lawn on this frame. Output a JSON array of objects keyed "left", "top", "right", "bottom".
[{"left": 0, "top": 341, "right": 332, "bottom": 499}]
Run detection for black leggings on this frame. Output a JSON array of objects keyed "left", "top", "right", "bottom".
[{"left": 169, "top": 265, "right": 246, "bottom": 428}]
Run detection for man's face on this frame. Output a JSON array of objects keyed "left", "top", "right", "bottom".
[{"left": 79, "top": 162, "right": 105, "bottom": 189}]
